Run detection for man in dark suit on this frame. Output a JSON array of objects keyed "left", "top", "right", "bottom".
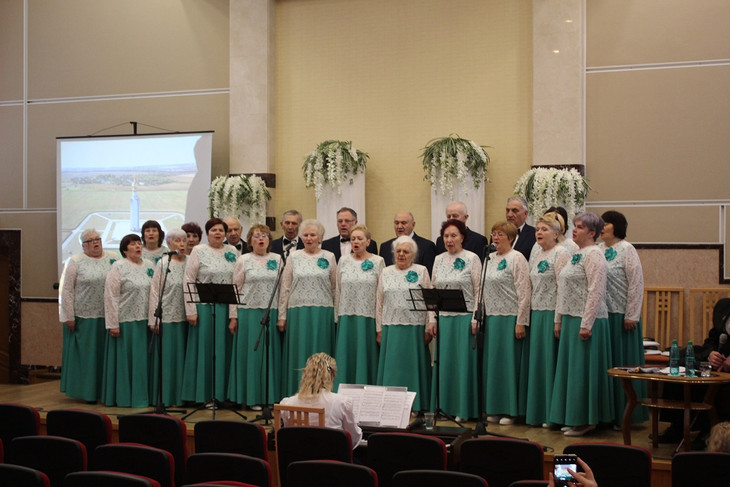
[
  {"left": 505, "top": 196, "right": 536, "bottom": 261},
  {"left": 270, "top": 209, "right": 304, "bottom": 262},
  {"left": 380, "top": 210, "right": 436, "bottom": 274},
  {"left": 321, "top": 207, "right": 377, "bottom": 262},
  {"left": 435, "top": 201, "right": 488, "bottom": 261},
  {"left": 223, "top": 216, "right": 248, "bottom": 254}
]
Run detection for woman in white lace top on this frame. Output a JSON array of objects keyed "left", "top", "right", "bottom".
[
  {"left": 59, "top": 228, "right": 119, "bottom": 402},
  {"left": 141, "top": 220, "right": 169, "bottom": 264},
  {"left": 481, "top": 221, "right": 531, "bottom": 426},
  {"left": 427, "top": 219, "right": 481, "bottom": 420},
  {"left": 182, "top": 218, "right": 239, "bottom": 404},
  {"left": 549, "top": 212, "right": 614, "bottom": 436},
  {"left": 333, "top": 225, "right": 384, "bottom": 389},
  {"left": 376, "top": 236, "right": 432, "bottom": 411},
  {"left": 101, "top": 233, "right": 155, "bottom": 407},
  {"left": 599, "top": 210, "right": 647, "bottom": 425},
  {"left": 277, "top": 219, "right": 337, "bottom": 397},
  {"left": 525, "top": 214, "right": 570, "bottom": 426},
  {"left": 228, "top": 224, "right": 283, "bottom": 408},
  {"left": 147, "top": 229, "right": 188, "bottom": 407}
]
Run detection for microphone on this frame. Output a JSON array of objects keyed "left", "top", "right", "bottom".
[
  {"left": 718, "top": 333, "right": 728, "bottom": 352},
  {"left": 284, "top": 241, "right": 296, "bottom": 252},
  {"left": 487, "top": 243, "right": 497, "bottom": 253},
  {"left": 165, "top": 250, "right": 179, "bottom": 256}
]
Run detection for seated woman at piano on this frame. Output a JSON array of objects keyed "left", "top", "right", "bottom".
[{"left": 280, "top": 353, "right": 363, "bottom": 448}]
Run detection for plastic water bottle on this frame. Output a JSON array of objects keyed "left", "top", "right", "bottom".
[
  {"left": 669, "top": 340, "right": 680, "bottom": 376},
  {"left": 685, "top": 340, "right": 695, "bottom": 377}
]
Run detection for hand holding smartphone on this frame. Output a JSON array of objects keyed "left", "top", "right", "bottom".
[{"left": 553, "top": 454, "right": 578, "bottom": 487}]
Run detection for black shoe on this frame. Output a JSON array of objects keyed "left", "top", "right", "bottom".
[{"left": 650, "top": 426, "right": 682, "bottom": 444}]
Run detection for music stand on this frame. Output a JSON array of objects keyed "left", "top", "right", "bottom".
[
  {"left": 416, "top": 288, "right": 468, "bottom": 428},
  {"left": 182, "top": 282, "right": 247, "bottom": 421}
]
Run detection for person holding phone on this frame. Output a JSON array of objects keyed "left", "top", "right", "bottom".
[{"left": 549, "top": 456, "right": 598, "bottom": 487}]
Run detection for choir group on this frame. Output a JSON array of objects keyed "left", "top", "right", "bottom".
[{"left": 59, "top": 197, "right": 646, "bottom": 437}]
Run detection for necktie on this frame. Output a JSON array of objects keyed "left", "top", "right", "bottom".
[
  {"left": 340, "top": 237, "right": 350, "bottom": 243},
  {"left": 283, "top": 238, "right": 292, "bottom": 245}
]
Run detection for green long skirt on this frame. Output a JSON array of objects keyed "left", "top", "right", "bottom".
[
  {"left": 525, "top": 309, "right": 560, "bottom": 425},
  {"left": 181, "top": 303, "right": 231, "bottom": 403},
  {"left": 149, "top": 321, "right": 188, "bottom": 407},
  {"left": 549, "top": 316, "right": 615, "bottom": 426},
  {"left": 608, "top": 312, "right": 649, "bottom": 424},
  {"left": 377, "top": 324, "right": 431, "bottom": 412},
  {"left": 228, "top": 308, "right": 282, "bottom": 405},
  {"left": 429, "top": 314, "right": 478, "bottom": 418},
  {"left": 61, "top": 317, "right": 106, "bottom": 401},
  {"left": 483, "top": 315, "right": 530, "bottom": 417},
  {"left": 101, "top": 320, "right": 150, "bottom": 408},
  {"left": 282, "top": 306, "right": 335, "bottom": 397},
  {"left": 333, "top": 315, "right": 378, "bottom": 391}
]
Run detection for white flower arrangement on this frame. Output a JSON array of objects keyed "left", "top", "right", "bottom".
[
  {"left": 513, "top": 167, "right": 591, "bottom": 221},
  {"left": 302, "top": 140, "right": 369, "bottom": 201},
  {"left": 208, "top": 174, "right": 271, "bottom": 224},
  {"left": 421, "top": 135, "right": 490, "bottom": 199}
]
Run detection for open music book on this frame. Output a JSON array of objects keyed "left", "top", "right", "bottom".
[{"left": 337, "top": 384, "right": 416, "bottom": 428}]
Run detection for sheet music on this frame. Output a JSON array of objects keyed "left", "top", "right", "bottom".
[{"left": 338, "top": 384, "right": 414, "bottom": 428}]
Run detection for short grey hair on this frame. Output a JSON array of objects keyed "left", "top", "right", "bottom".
[
  {"left": 282, "top": 209, "right": 302, "bottom": 222},
  {"left": 79, "top": 228, "right": 99, "bottom": 244},
  {"left": 165, "top": 228, "right": 187, "bottom": 245},
  {"left": 507, "top": 196, "right": 529, "bottom": 211},
  {"left": 574, "top": 211, "right": 604, "bottom": 241},
  {"left": 300, "top": 219, "right": 325, "bottom": 239},
  {"left": 391, "top": 235, "right": 418, "bottom": 259}
]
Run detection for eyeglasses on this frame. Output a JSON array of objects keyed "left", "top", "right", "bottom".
[
  {"left": 490, "top": 233, "right": 507, "bottom": 238},
  {"left": 83, "top": 237, "right": 102, "bottom": 244},
  {"left": 251, "top": 233, "right": 269, "bottom": 239}
]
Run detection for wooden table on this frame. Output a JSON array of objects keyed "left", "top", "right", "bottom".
[{"left": 608, "top": 368, "right": 730, "bottom": 451}]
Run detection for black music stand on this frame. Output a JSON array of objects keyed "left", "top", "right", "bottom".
[
  {"left": 419, "top": 288, "right": 468, "bottom": 428},
  {"left": 182, "top": 282, "right": 247, "bottom": 421}
]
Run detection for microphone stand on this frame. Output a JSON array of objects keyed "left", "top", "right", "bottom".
[{"left": 252, "top": 246, "right": 290, "bottom": 425}]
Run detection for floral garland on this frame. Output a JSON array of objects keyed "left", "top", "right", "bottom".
[
  {"left": 421, "top": 135, "right": 490, "bottom": 199},
  {"left": 208, "top": 174, "right": 271, "bottom": 224},
  {"left": 302, "top": 140, "right": 369, "bottom": 201},
  {"left": 513, "top": 167, "right": 590, "bottom": 222}
]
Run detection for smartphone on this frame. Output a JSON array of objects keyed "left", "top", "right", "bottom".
[{"left": 553, "top": 454, "right": 578, "bottom": 487}]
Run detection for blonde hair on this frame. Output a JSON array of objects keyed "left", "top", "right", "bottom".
[
  {"left": 538, "top": 213, "right": 565, "bottom": 243},
  {"left": 707, "top": 421, "right": 730, "bottom": 452},
  {"left": 297, "top": 353, "right": 337, "bottom": 399},
  {"left": 349, "top": 224, "right": 371, "bottom": 240}
]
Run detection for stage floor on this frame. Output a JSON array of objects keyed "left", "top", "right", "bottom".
[{"left": 0, "top": 379, "right": 682, "bottom": 462}]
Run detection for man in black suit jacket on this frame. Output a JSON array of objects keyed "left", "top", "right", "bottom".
[
  {"left": 223, "top": 216, "right": 248, "bottom": 254},
  {"left": 270, "top": 209, "right": 304, "bottom": 262},
  {"left": 506, "top": 196, "right": 536, "bottom": 261},
  {"left": 435, "top": 201, "right": 488, "bottom": 261},
  {"left": 379, "top": 210, "right": 436, "bottom": 274},
  {"left": 321, "top": 207, "right": 377, "bottom": 262}
]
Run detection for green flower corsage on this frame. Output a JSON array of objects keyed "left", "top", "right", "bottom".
[
  {"left": 267, "top": 259, "right": 278, "bottom": 270},
  {"left": 453, "top": 258, "right": 466, "bottom": 270},
  {"left": 224, "top": 251, "right": 237, "bottom": 262},
  {"left": 537, "top": 260, "right": 549, "bottom": 274},
  {"left": 406, "top": 270, "right": 418, "bottom": 283},
  {"left": 604, "top": 247, "right": 617, "bottom": 262},
  {"left": 317, "top": 257, "right": 329, "bottom": 269},
  {"left": 571, "top": 254, "right": 582, "bottom": 265},
  {"left": 361, "top": 259, "right": 374, "bottom": 271},
  {"left": 497, "top": 259, "right": 507, "bottom": 271},
  {"left": 146, "top": 268, "right": 154, "bottom": 277}
]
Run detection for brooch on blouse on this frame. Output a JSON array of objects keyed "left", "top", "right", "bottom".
[
  {"left": 109, "top": 258, "right": 117, "bottom": 265},
  {"left": 537, "top": 260, "right": 549, "bottom": 274},
  {"left": 497, "top": 259, "right": 507, "bottom": 271},
  {"left": 317, "top": 257, "right": 329, "bottom": 269},
  {"left": 146, "top": 268, "right": 154, "bottom": 277},
  {"left": 267, "top": 259, "right": 278, "bottom": 270},
  {"left": 224, "top": 252, "right": 237, "bottom": 262},
  {"left": 361, "top": 259, "right": 374, "bottom": 271},
  {"left": 405, "top": 270, "right": 418, "bottom": 283},
  {"left": 453, "top": 258, "right": 466, "bottom": 270},
  {"left": 604, "top": 247, "right": 617, "bottom": 262},
  {"left": 571, "top": 254, "right": 582, "bottom": 265}
]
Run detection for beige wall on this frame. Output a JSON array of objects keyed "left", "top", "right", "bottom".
[{"left": 272, "top": 0, "right": 533, "bottom": 244}]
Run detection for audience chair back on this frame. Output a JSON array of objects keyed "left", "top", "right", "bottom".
[
  {"left": 287, "top": 460, "right": 378, "bottom": 487},
  {"left": 276, "top": 427, "right": 352, "bottom": 487},
  {"left": 272, "top": 404, "right": 325, "bottom": 429},
  {"left": 194, "top": 420, "right": 268, "bottom": 461},
  {"left": 563, "top": 442, "right": 651, "bottom": 487},
  {"left": 119, "top": 413, "right": 188, "bottom": 487},
  {"left": 64, "top": 470, "right": 163, "bottom": 487},
  {"left": 0, "top": 463, "right": 51, "bottom": 487},
  {"left": 7, "top": 435, "right": 87, "bottom": 487},
  {"left": 0, "top": 403, "right": 41, "bottom": 457},
  {"left": 93, "top": 442, "right": 175, "bottom": 487},
  {"left": 366, "top": 432, "right": 447, "bottom": 487},
  {"left": 46, "top": 409, "right": 112, "bottom": 464},
  {"left": 459, "top": 438, "right": 544, "bottom": 487},
  {"left": 392, "top": 469, "right": 487, "bottom": 487},
  {"left": 672, "top": 451, "right": 730, "bottom": 487},
  {"left": 185, "top": 452, "right": 272, "bottom": 487}
]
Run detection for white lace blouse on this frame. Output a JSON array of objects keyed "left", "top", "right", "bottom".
[
  {"left": 229, "top": 252, "right": 283, "bottom": 315},
  {"left": 336, "top": 254, "right": 384, "bottom": 319},
  {"left": 556, "top": 244, "right": 608, "bottom": 330},
  {"left": 598, "top": 239, "right": 644, "bottom": 321},
  {"left": 142, "top": 245, "right": 169, "bottom": 264},
  {"left": 376, "top": 264, "right": 431, "bottom": 332},
  {"left": 529, "top": 245, "right": 570, "bottom": 311},
  {"left": 431, "top": 250, "right": 481, "bottom": 316},
  {"left": 59, "top": 251, "right": 120, "bottom": 322},
  {"left": 104, "top": 258, "right": 155, "bottom": 329},
  {"left": 277, "top": 249, "right": 337, "bottom": 320},
  {"left": 148, "top": 256, "right": 187, "bottom": 324},
  {"left": 184, "top": 244, "right": 239, "bottom": 317},
  {"left": 482, "top": 249, "right": 531, "bottom": 326}
]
